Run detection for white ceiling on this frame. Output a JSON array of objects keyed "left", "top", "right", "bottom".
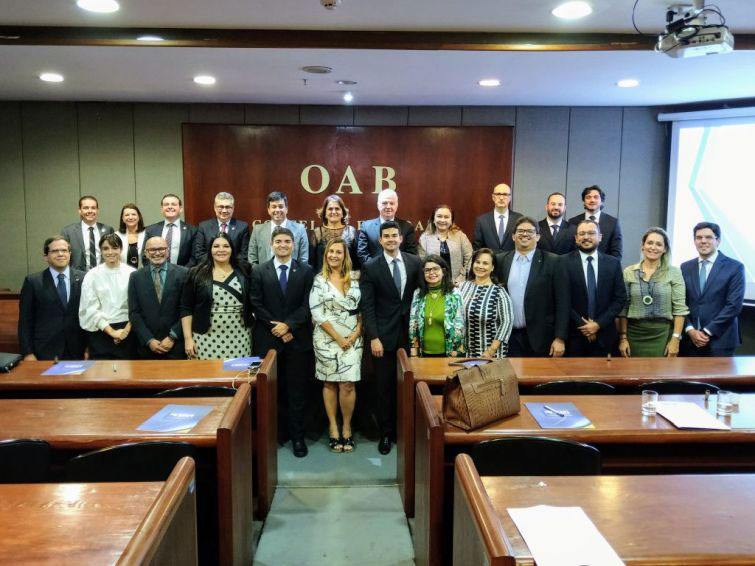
[{"left": 1, "top": 0, "right": 754, "bottom": 106}]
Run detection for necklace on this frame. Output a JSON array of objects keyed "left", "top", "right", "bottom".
[{"left": 427, "top": 287, "right": 443, "bottom": 326}]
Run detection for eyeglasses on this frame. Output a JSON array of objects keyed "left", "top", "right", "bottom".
[
  {"left": 423, "top": 267, "right": 443, "bottom": 274},
  {"left": 48, "top": 249, "right": 70, "bottom": 255},
  {"left": 515, "top": 229, "right": 536, "bottom": 236},
  {"left": 146, "top": 247, "right": 168, "bottom": 253},
  {"left": 492, "top": 192, "right": 511, "bottom": 197},
  {"left": 215, "top": 205, "right": 234, "bottom": 210},
  {"left": 577, "top": 231, "right": 598, "bottom": 237}
]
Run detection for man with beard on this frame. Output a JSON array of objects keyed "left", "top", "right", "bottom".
[
  {"left": 537, "top": 192, "right": 576, "bottom": 255},
  {"left": 564, "top": 219, "right": 626, "bottom": 356},
  {"left": 568, "top": 185, "right": 623, "bottom": 261}
]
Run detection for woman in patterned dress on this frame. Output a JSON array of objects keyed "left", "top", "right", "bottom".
[
  {"left": 309, "top": 238, "right": 362, "bottom": 452},
  {"left": 459, "top": 248, "right": 514, "bottom": 358},
  {"left": 408, "top": 255, "right": 465, "bottom": 357},
  {"left": 180, "top": 233, "right": 252, "bottom": 360}
]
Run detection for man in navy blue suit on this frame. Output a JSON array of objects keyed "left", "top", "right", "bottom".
[{"left": 681, "top": 222, "right": 745, "bottom": 357}]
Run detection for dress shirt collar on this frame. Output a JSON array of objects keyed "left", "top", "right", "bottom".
[
  {"left": 579, "top": 250, "right": 598, "bottom": 262},
  {"left": 548, "top": 219, "right": 563, "bottom": 228},
  {"left": 494, "top": 210, "right": 508, "bottom": 221},
  {"left": 584, "top": 210, "right": 602, "bottom": 222},
  {"left": 49, "top": 266, "right": 70, "bottom": 280},
  {"left": 699, "top": 251, "right": 718, "bottom": 265},
  {"left": 384, "top": 251, "right": 402, "bottom": 265},
  {"left": 274, "top": 257, "right": 292, "bottom": 271},
  {"left": 164, "top": 218, "right": 181, "bottom": 227},
  {"left": 515, "top": 249, "right": 536, "bottom": 262},
  {"left": 271, "top": 218, "right": 288, "bottom": 229},
  {"left": 379, "top": 216, "right": 395, "bottom": 224}
]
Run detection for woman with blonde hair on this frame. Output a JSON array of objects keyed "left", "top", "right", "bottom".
[
  {"left": 618, "top": 227, "right": 688, "bottom": 357},
  {"left": 309, "top": 237, "right": 362, "bottom": 452},
  {"left": 418, "top": 204, "right": 473, "bottom": 285}
]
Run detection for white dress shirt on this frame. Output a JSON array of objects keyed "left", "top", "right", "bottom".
[
  {"left": 383, "top": 251, "right": 407, "bottom": 297},
  {"left": 584, "top": 210, "right": 602, "bottom": 222},
  {"left": 80, "top": 221, "right": 103, "bottom": 268},
  {"left": 78, "top": 263, "right": 135, "bottom": 331}
]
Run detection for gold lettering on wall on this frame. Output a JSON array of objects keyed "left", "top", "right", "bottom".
[
  {"left": 300, "top": 164, "right": 330, "bottom": 194},
  {"left": 335, "top": 165, "right": 363, "bottom": 195},
  {"left": 373, "top": 166, "right": 397, "bottom": 193}
]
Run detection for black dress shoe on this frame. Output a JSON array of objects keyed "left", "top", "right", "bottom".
[
  {"left": 378, "top": 435, "right": 392, "bottom": 455},
  {"left": 292, "top": 438, "right": 308, "bottom": 458}
]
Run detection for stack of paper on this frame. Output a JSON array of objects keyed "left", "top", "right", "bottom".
[
  {"left": 508, "top": 505, "right": 625, "bottom": 566},
  {"left": 655, "top": 401, "right": 730, "bottom": 430}
]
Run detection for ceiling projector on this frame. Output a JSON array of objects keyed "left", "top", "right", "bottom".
[{"left": 656, "top": 1, "right": 734, "bottom": 58}]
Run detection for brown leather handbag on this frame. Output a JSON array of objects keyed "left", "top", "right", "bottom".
[{"left": 442, "top": 359, "right": 520, "bottom": 431}]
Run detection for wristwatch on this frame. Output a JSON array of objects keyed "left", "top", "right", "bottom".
[{"left": 672, "top": 333, "right": 682, "bottom": 339}]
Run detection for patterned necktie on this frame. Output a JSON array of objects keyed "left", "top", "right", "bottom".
[
  {"left": 699, "top": 259, "right": 709, "bottom": 292},
  {"left": 165, "top": 223, "right": 175, "bottom": 263},
  {"left": 56, "top": 273, "right": 67, "bottom": 306},
  {"left": 220, "top": 222, "right": 228, "bottom": 234},
  {"left": 586, "top": 256, "right": 597, "bottom": 319},
  {"left": 551, "top": 224, "right": 559, "bottom": 237},
  {"left": 589, "top": 215, "right": 596, "bottom": 222},
  {"left": 497, "top": 214, "right": 505, "bottom": 245},
  {"left": 279, "top": 264, "right": 288, "bottom": 294},
  {"left": 88, "top": 226, "right": 96, "bottom": 269},
  {"left": 392, "top": 258, "right": 402, "bottom": 295},
  {"left": 152, "top": 267, "right": 163, "bottom": 302}
]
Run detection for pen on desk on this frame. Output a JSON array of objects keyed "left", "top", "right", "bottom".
[
  {"left": 543, "top": 405, "right": 567, "bottom": 417},
  {"left": 112, "top": 363, "right": 117, "bottom": 373}
]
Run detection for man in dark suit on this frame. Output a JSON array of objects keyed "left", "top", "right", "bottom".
[
  {"left": 143, "top": 193, "right": 197, "bottom": 267},
  {"left": 538, "top": 192, "right": 576, "bottom": 255},
  {"left": 564, "top": 220, "right": 626, "bottom": 356},
  {"left": 495, "top": 216, "right": 569, "bottom": 357},
  {"left": 473, "top": 182, "right": 524, "bottom": 253},
  {"left": 60, "top": 195, "right": 115, "bottom": 272},
  {"left": 356, "top": 188, "right": 417, "bottom": 266},
  {"left": 360, "top": 221, "right": 421, "bottom": 454},
  {"left": 681, "top": 222, "right": 745, "bottom": 357},
  {"left": 568, "top": 185, "right": 622, "bottom": 261},
  {"left": 250, "top": 226, "right": 314, "bottom": 457},
  {"left": 193, "top": 191, "right": 249, "bottom": 265},
  {"left": 18, "top": 235, "right": 86, "bottom": 360},
  {"left": 128, "top": 236, "right": 188, "bottom": 359}
]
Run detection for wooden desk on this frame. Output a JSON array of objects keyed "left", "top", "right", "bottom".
[
  {"left": 0, "top": 351, "right": 277, "bottom": 519},
  {"left": 0, "top": 386, "right": 253, "bottom": 566},
  {"left": 0, "top": 291, "right": 19, "bottom": 353},
  {"left": 398, "top": 351, "right": 755, "bottom": 517},
  {"left": 0, "top": 457, "right": 198, "bottom": 565},
  {"left": 414, "top": 383, "right": 755, "bottom": 566},
  {"left": 453, "top": 454, "right": 755, "bottom": 565}
]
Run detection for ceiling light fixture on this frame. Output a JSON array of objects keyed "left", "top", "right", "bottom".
[
  {"left": 39, "top": 72, "right": 64, "bottom": 83},
  {"left": 551, "top": 1, "right": 592, "bottom": 20},
  {"left": 617, "top": 78, "right": 640, "bottom": 88},
  {"left": 302, "top": 66, "right": 333, "bottom": 74},
  {"left": 193, "top": 75, "right": 216, "bottom": 86},
  {"left": 343, "top": 92, "right": 354, "bottom": 103},
  {"left": 137, "top": 35, "right": 164, "bottom": 42},
  {"left": 478, "top": 78, "right": 501, "bottom": 87},
  {"left": 336, "top": 80, "right": 357, "bottom": 85},
  {"left": 76, "top": 0, "right": 120, "bottom": 14}
]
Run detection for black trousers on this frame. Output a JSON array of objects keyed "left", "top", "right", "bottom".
[
  {"left": 277, "top": 348, "right": 313, "bottom": 442},
  {"left": 373, "top": 350, "right": 398, "bottom": 437},
  {"left": 680, "top": 339, "right": 735, "bottom": 357},
  {"left": 507, "top": 328, "right": 538, "bottom": 358},
  {"left": 567, "top": 334, "right": 613, "bottom": 357},
  {"left": 88, "top": 321, "right": 136, "bottom": 360}
]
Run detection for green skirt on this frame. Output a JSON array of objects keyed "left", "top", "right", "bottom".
[{"left": 627, "top": 319, "right": 672, "bottom": 357}]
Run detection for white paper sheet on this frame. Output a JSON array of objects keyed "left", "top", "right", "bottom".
[
  {"left": 507, "top": 505, "right": 625, "bottom": 566},
  {"left": 655, "top": 401, "right": 730, "bottom": 430}
]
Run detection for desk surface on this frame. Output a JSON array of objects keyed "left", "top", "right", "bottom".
[
  {"left": 1, "top": 359, "right": 249, "bottom": 390},
  {"left": 480, "top": 472, "right": 755, "bottom": 564},
  {"left": 0, "top": 481, "right": 164, "bottom": 564},
  {"left": 410, "top": 356, "right": 755, "bottom": 386},
  {"left": 0, "top": 396, "right": 229, "bottom": 448},
  {"left": 438, "top": 394, "right": 755, "bottom": 444}
]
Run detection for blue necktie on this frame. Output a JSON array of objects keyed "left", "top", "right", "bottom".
[
  {"left": 56, "top": 273, "right": 67, "bottom": 306},
  {"left": 497, "top": 215, "right": 505, "bottom": 245},
  {"left": 586, "top": 256, "right": 597, "bottom": 320},
  {"left": 392, "top": 258, "right": 402, "bottom": 296},
  {"left": 699, "top": 259, "right": 708, "bottom": 292},
  {"left": 279, "top": 264, "right": 288, "bottom": 294}
]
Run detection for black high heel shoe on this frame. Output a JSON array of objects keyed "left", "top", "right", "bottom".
[
  {"left": 328, "top": 436, "right": 343, "bottom": 452},
  {"left": 341, "top": 436, "right": 355, "bottom": 453}
]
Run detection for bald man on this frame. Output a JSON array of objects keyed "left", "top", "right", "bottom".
[
  {"left": 356, "top": 188, "right": 418, "bottom": 267},
  {"left": 473, "top": 183, "right": 523, "bottom": 253},
  {"left": 128, "top": 236, "right": 189, "bottom": 359}
]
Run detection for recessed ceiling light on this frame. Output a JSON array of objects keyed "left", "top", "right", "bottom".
[
  {"left": 193, "top": 75, "right": 216, "bottom": 86},
  {"left": 39, "top": 72, "right": 64, "bottom": 83},
  {"left": 302, "top": 66, "right": 333, "bottom": 74},
  {"left": 76, "top": 0, "right": 120, "bottom": 14},
  {"left": 336, "top": 80, "right": 357, "bottom": 85},
  {"left": 137, "top": 35, "right": 164, "bottom": 42},
  {"left": 478, "top": 78, "right": 501, "bottom": 87},
  {"left": 617, "top": 78, "right": 640, "bottom": 88},
  {"left": 343, "top": 92, "right": 354, "bottom": 103},
  {"left": 551, "top": 1, "right": 592, "bottom": 20}
]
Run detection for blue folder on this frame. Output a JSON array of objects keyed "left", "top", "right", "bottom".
[
  {"left": 222, "top": 356, "right": 262, "bottom": 371},
  {"left": 42, "top": 361, "right": 95, "bottom": 375},
  {"left": 137, "top": 404, "right": 215, "bottom": 432},
  {"left": 525, "top": 402, "right": 593, "bottom": 429}
]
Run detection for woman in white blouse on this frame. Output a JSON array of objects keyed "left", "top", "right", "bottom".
[
  {"left": 115, "top": 203, "right": 146, "bottom": 269},
  {"left": 79, "top": 233, "right": 136, "bottom": 358}
]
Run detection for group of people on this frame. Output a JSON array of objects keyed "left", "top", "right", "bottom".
[{"left": 18, "top": 184, "right": 746, "bottom": 458}]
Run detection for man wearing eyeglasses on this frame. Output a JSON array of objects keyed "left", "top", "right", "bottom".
[
  {"left": 128, "top": 236, "right": 189, "bottom": 359},
  {"left": 193, "top": 192, "right": 249, "bottom": 265},
  {"left": 495, "top": 217, "right": 569, "bottom": 357},
  {"left": 564, "top": 220, "right": 626, "bottom": 356},
  {"left": 472, "top": 182, "right": 523, "bottom": 253},
  {"left": 19, "top": 236, "right": 87, "bottom": 360}
]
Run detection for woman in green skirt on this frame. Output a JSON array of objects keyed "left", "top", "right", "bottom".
[{"left": 618, "top": 227, "right": 689, "bottom": 357}]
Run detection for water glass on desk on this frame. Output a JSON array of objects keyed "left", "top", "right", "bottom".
[
  {"left": 717, "top": 390, "right": 733, "bottom": 416},
  {"left": 641, "top": 390, "right": 658, "bottom": 416}
]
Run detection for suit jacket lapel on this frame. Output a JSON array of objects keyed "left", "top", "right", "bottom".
[
  {"left": 701, "top": 255, "right": 724, "bottom": 296},
  {"left": 571, "top": 253, "right": 588, "bottom": 299},
  {"left": 378, "top": 255, "right": 401, "bottom": 299},
  {"left": 43, "top": 270, "right": 66, "bottom": 312},
  {"left": 499, "top": 252, "right": 514, "bottom": 285},
  {"left": 266, "top": 260, "right": 286, "bottom": 302},
  {"left": 525, "top": 249, "right": 544, "bottom": 296}
]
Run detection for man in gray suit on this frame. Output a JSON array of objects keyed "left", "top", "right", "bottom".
[
  {"left": 60, "top": 195, "right": 115, "bottom": 272},
  {"left": 472, "top": 183, "right": 523, "bottom": 253},
  {"left": 248, "top": 191, "right": 308, "bottom": 266}
]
